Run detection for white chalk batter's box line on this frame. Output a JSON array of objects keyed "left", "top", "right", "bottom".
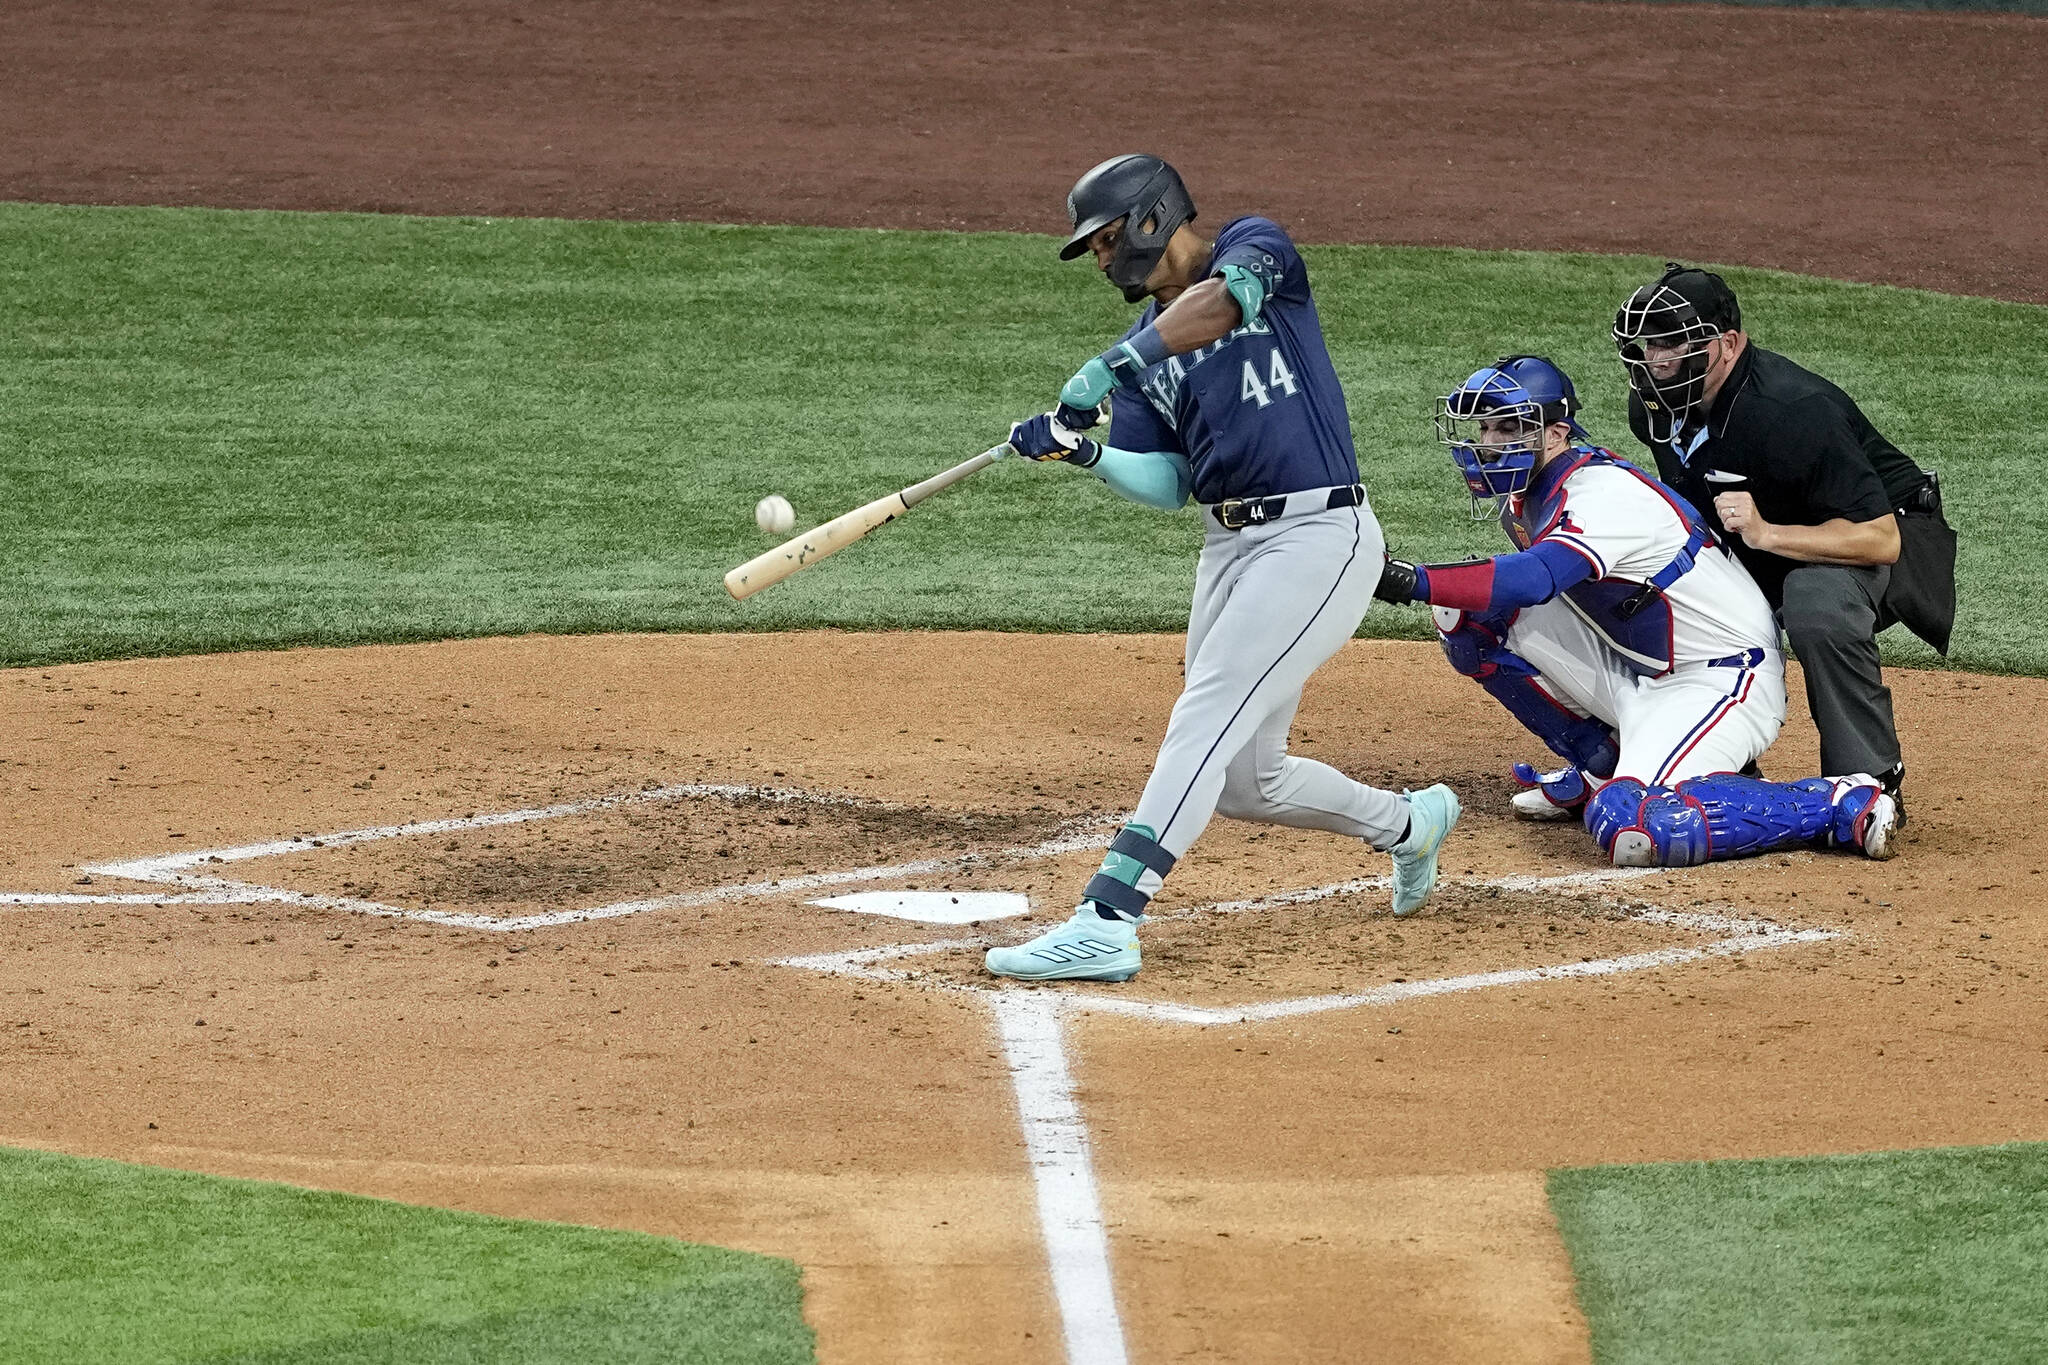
[
  {"left": 1, "top": 778, "right": 1842, "bottom": 966},
  {"left": 776, "top": 884, "right": 1842, "bottom": 1027},
  {"left": 1, "top": 781, "right": 1125, "bottom": 932},
  {"left": 774, "top": 874, "right": 1845, "bottom": 1365},
  {"left": 4, "top": 777, "right": 1845, "bottom": 1365}
]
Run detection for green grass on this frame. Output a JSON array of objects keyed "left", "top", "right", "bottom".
[
  {"left": 3, "top": 202, "right": 2042, "bottom": 670},
  {"left": 1549, "top": 1141, "right": 2048, "bottom": 1364},
  {"left": 0, "top": 1145, "right": 813, "bottom": 1364}
]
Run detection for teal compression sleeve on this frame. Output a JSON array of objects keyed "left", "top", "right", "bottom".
[{"left": 1090, "top": 445, "right": 1193, "bottom": 511}]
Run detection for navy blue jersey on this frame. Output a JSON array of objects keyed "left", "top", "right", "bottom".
[{"left": 1105, "top": 217, "right": 1359, "bottom": 503}]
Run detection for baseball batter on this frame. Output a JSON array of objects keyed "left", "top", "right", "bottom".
[
  {"left": 1373, "top": 355, "right": 1899, "bottom": 867},
  {"left": 983, "top": 153, "right": 1459, "bottom": 983}
]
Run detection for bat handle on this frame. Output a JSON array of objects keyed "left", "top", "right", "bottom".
[{"left": 900, "top": 447, "right": 1005, "bottom": 507}]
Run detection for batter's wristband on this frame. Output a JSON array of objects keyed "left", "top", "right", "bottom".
[
  {"left": 1103, "top": 325, "right": 1171, "bottom": 383},
  {"left": 1055, "top": 401, "right": 1103, "bottom": 431}
]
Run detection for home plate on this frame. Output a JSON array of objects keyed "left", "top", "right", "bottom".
[{"left": 809, "top": 891, "right": 1030, "bottom": 925}]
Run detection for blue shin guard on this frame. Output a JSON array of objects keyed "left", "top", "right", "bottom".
[
  {"left": 1587, "top": 773, "right": 1838, "bottom": 867},
  {"left": 1437, "top": 608, "right": 1618, "bottom": 776}
]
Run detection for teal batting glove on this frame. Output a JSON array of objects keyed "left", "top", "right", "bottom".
[
  {"left": 1060, "top": 356, "right": 1119, "bottom": 411},
  {"left": 1061, "top": 325, "right": 1173, "bottom": 410}
]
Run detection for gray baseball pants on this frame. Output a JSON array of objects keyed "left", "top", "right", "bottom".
[{"left": 1125, "top": 493, "right": 1412, "bottom": 898}]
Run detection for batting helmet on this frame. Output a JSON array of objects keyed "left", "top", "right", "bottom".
[
  {"left": 1613, "top": 263, "right": 1740, "bottom": 444},
  {"left": 1059, "top": 154, "right": 1197, "bottom": 303},
  {"left": 1434, "top": 355, "right": 1589, "bottom": 517}
]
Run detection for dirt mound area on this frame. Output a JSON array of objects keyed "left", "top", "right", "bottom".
[
  {"left": 3, "top": 1, "right": 2043, "bottom": 301},
  {"left": 5, "top": 631, "right": 2045, "bottom": 1365}
]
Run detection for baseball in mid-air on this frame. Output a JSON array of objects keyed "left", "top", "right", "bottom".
[{"left": 755, "top": 494, "right": 795, "bottom": 535}]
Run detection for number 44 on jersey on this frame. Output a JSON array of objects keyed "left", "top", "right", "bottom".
[{"left": 1241, "top": 349, "right": 1301, "bottom": 408}]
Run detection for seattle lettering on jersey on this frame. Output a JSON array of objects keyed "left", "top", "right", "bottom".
[
  {"left": 1137, "top": 314, "right": 1277, "bottom": 430},
  {"left": 1104, "top": 216, "right": 1360, "bottom": 504}
]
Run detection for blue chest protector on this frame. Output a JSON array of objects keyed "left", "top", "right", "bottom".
[{"left": 1505, "top": 449, "right": 1713, "bottom": 678}]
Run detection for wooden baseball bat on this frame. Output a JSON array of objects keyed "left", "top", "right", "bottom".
[{"left": 723, "top": 445, "right": 1010, "bottom": 600}]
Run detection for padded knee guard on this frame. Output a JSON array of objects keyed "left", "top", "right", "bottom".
[
  {"left": 1588, "top": 773, "right": 1837, "bottom": 867},
  {"left": 1435, "top": 607, "right": 1618, "bottom": 777},
  {"left": 1584, "top": 779, "right": 1652, "bottom": 860}
]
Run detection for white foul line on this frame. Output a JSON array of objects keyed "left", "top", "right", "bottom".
[
  {"left": 991, "top": 992, "right": 1130, "bottom": 1365},
  {"left": 776, "top": 872, "right": 1844, "bottom": 1365}
]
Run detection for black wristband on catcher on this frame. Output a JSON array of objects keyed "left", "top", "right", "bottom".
[{"left": 1374, "top": 557, "right": 1420, "bottom": 605}]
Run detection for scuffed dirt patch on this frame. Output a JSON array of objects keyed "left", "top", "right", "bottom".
[
  {"left": 251, "top": 789, "right": 1081, "bottom": 921},
  {"left": 915, "top": 885, "right": 1709, "bottom": 1006},
  {"left": 4, "top": 631, "right": 2045, "bottom": 1365}
]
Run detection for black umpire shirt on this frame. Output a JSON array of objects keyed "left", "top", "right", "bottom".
[{"left": 1627, "top": 344, "right": 1926, "bottom": 606}]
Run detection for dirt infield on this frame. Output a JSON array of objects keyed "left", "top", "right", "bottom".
[
  {"left": 5, "top": 1, "right": 2046, "bottom": 1358},
  {"left": 3, "top": 0, "right": 2045, "bottom": 302},
  {"left": 3, "top": 634, "right": 2045, "bottom": 1361}
]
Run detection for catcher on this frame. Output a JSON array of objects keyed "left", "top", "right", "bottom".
[{"left": 1373, "top": 355, "right": 1899, "bottom": 866}]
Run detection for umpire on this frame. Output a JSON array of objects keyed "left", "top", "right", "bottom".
[{"left": 1613, "top": 263, "right": 1956, "bottom": 821}]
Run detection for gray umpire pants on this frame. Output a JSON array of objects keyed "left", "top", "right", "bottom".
[{"left": 1780, "top": 563, "right": 1900, "bottom": 779}]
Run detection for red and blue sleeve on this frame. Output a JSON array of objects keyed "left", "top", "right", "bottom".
[{"left": 1412, "top": 539, "right": 1598, "bottom": 612}]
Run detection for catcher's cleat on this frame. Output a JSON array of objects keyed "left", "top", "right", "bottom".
[
  {"left": 1879, "top": 763, "right": 1907, "bottom": 830},
  {"left": 1510, "top": 763, "right": 1590, "bottom": 821},
  {"left": 985, "top": 908, "right": 1141, "bottom": 982},
  {"left": 1389, "top": 784, "right": 1462, "bottom": 915}
]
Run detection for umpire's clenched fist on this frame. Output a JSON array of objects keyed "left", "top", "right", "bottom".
[{"left": 1713, "top": 490, "right": 1775, "bottom": 551}]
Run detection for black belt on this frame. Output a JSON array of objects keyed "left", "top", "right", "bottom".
[
  {"left": 1211, "top": 484, "right": 1365, "bottom": 531},
  {"left": 1897, "top": 470, "right": 1942, "bottom": 516}
]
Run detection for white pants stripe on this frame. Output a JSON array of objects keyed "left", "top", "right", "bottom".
[{"left": 1505, "top": 598, "right": 1787, "bottom": 786}]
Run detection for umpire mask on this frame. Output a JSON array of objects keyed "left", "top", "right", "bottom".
[
  {"left": 1059, "top": 154, "right": 1197, "bottom": 303},
  {"left": 1613, "top": 264, "right": 1739, "bottom": 444}
]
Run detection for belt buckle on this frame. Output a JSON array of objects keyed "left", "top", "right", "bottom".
[{"left": 1217, "top": 496, "right": 1282, "bottom": 530}]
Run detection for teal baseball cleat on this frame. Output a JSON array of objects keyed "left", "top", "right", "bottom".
[
  {"left": 1389, "top": 784, "right": 1462, "bottom": 915},
  {"left": 985, "top": 908, "right": 1141, "bottom": 982}
]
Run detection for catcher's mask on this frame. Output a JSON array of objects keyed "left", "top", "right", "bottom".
[
  {"left": 1614, "top": 263, "right": 1740, "bottom": 444},
  {"left": 1434, "top": 354, "right": 1589, "bottom": 519},
  {"left": 1059, "top": 154, "right": 1197, "bottom": 303}
]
